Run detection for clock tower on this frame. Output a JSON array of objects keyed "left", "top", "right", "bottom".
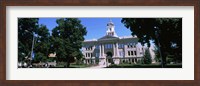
[{"left": 106, "top": 19, "right": 118, "bottom": 37}]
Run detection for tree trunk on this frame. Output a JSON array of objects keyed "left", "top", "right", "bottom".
[
  {"left": 160, "top": 47, "right": 166, "bottom": 68},
  {"left": 66, "top": 62, "right": 70, "bottom": 68},
  {"left": 66, "top": 57, "right": 71, "bottom": 68}
]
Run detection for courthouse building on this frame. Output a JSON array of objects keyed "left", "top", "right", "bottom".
[{"left": 82, "top": 20, "right": 153, "bottom": 67}]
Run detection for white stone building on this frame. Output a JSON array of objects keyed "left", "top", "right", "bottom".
[{"left": 82, "top": 20, "right": 153, "bottom": 67}]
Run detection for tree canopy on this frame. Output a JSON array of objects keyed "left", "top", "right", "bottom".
[
  {"left": 121, "top": 18, "right": 182, "bottom": 66},
  {"left": 51, "top": 18, "right": 87, "bottom": 67},
  {"left": 18, "top": 18, "right": 87, "bottom": 68},
  {"left": 33, "top": 24, "right": 50, "bottom": 63}
]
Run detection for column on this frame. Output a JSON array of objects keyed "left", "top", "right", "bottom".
[
  {"left": 124, "top": 45, "right": 127, "bottom": 57},
  {"left": 93, "top": 45, "right": 95, "bottom": 50},
  {"left": 136, "top": 45, "right": 138, "bottom": 57},
  {"left": 142, "top": 46, "right": 145, "bottom": 56},
  {"left": 102, "top": 44, "right": 104, "bottom": 57},
  {"left": 99, "top": 44, "right": 102, "bottom": 57},
  {"left": 93, "top": 60, "right": 95, "bottom": 64},
  {"left": 113, "top": 43, "right": 115, "bottom": 57},
  {"left": 134, "top": 58, "right": 136, "bottom": 64},
  {"left": 130, "top": 59, "right": 132, "bottom": 64},
  {"left": 106, "top": 59, "right": 108, "bottom": 66},
  {"left": 116, "top": 43, "right": 119, "bottom": 57},
  {"left": 84, "top": 60, "right": 86, "bottom": 64},
  {"left": 83, "top": 47, "right": 86, "bottom": 57}
]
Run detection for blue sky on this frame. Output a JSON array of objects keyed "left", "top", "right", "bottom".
[{"left": 38, "top": 18, "right": 132, "bottom": 40}]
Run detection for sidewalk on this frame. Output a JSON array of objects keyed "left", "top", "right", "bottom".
[{"left": 88, "top": 65, "right": 106, "bottom": 68}]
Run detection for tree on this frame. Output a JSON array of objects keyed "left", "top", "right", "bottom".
[
  {"left": 33, "top": 52, "right": 47, "bottom": 63},
  {"left": 75, "top": 51, "right": 84, "bottom": 65},
  {"left": 51, "top": 18, "right": 87, "bottom": 67},
  {"left": 121, "top": 18, "right": 182, "bottom": 67},
  {"left": 33, "top": 24, "right": 50, "bottom": 63},
  {"left": 143, "top": 49, "right": 152, "bottom": 64},
  {"left": 153, "top": 47, "right": 161, "bottom": 63},
  {"left": 18, "top": 18, "right": 39, "bottom": 62}
]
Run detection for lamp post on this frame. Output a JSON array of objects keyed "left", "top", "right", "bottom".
[
  {"left": 25, "top": 30, "right": 35, "bottom": 67},
  {"left": 154, "top": 26, "right": 164, "bottom": 68}
]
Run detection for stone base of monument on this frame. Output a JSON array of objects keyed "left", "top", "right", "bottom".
[{"left": 98, "top": 56, "right": 108, "bottom": 67}]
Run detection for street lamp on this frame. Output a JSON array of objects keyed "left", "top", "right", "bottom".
[
  {"left": 154, "top": 26, "right": 164, "bottom": 68},
  {"left": 25, "top": 30, "right": 35, "bottom": 67}
]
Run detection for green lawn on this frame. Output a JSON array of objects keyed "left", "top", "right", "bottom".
[
  {"left": 53, "top": 62, "right": 93, "bottom": 68},
  {"left": 51, "top": 62, "right": 182, "bottom": 68},
  {"left": 106, "top": 63, "right": 182, "bottom": 68}
]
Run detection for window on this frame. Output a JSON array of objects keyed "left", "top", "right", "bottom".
[
  {"left": 105, "top": 44, "right": 112, "bottom": 49},
  {"left": 86, "top": 53, "right": 87, "bottom": 57},
  {"left": 128, "top": 51, "right": 130, "bottom": 56},
  {"left": 131, "top": 51, "right": 133, "bottom": 56},
  {"left": 140, "top": 52, "right": 143, "bottom": 55},
  {"left": 119, "top": 51, "right": 124, "bottom": 57},
  {"left": 85, "top": 46, "right": 93, "bottom": 51},
  {"left": 119, "top": 44, "right": 121, "bottom": 48},
  {"left": 119, "top": 44, "right": 124, "bottom": 48},
  {"left": 95, "top": 45, "right": 99, "bottom": 49},
  {"left": 135, "top": 58, "right": 137, "bottom": 62},
  {"left": 96, "top": 53, "right": 99, "bottom": 57},
  {"left": 134, "top": 51, "right": 137, "bottom": 56}
]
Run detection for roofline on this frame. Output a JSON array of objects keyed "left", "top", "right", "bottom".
[{"left": 83, "top": 35, "right": 138, "bottom": 43}]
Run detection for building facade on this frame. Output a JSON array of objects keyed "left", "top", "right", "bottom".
[{"left": 82, "top": 20, "right": 152, "bottom": 67}]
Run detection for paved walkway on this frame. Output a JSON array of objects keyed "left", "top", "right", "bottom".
[{"left": 88, "top": 65, "right": 106, "bottom": 68}]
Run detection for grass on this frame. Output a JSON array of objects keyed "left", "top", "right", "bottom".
[
  {"left": 52, "top": 62, "right": 93, "bottom": 68},
  {"left": 49, "top": 62, "right": 182, "bottom": 68},
  {"left": 106, "top": 63, "right": 182, "bottom": 68}
]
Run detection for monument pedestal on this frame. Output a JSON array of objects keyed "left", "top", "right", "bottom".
[{"left": 98, "top": 56, "right": 107, "bottom": 67}]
